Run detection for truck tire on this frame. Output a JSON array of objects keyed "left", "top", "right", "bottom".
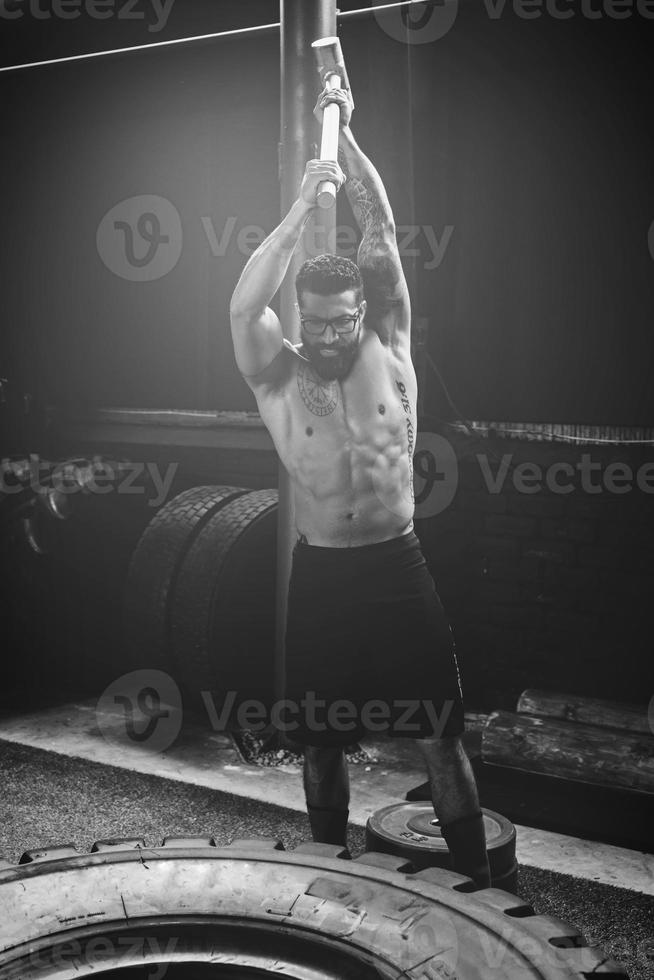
[
  {"left": 170, "top": 489, "right": 278, "bottom": 713},
  {"left": 123, "top": 486, "right": 247, "bottom": 671},
  {"left": 0, "top": 837, "right": 627, "bottom": 979}
]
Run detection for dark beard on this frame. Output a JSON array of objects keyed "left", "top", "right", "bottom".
[{"left": 302, "top": 342, "right": 359, "bottom": 381}]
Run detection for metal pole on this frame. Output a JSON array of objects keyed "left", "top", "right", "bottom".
[{"left": 274, "top": 0, "right": 337, "bottom": 722}]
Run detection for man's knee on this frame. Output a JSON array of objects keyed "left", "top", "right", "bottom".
[
  {"left": 417, "top": 733, "right": 462, "bottom": 755},
  {"left": 304, "top": 744, "right": 345, "bottom": 775},
  {"left": 417, "top": 733, "right": 469, "bottom": 768}
]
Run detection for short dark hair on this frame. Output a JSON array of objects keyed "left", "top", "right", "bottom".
[{"left": 295, "top": 253, "right": 364, "bottom": 304}]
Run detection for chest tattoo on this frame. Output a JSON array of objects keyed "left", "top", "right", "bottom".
[{"left": 297, "top": 363, "right": 339, "bottom": 417}]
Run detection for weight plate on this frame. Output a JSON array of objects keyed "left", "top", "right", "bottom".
[
  {"left": 366, "top": 802, "right": 516, "bottom": 877},
  {"left": 491, "top": 860, "right": 519, "bottom": 896}
]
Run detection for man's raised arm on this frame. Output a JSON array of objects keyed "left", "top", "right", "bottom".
[
  {"left": 316, "top": 87, "right": 410, "bottom": 348},
  {"left": 229, "top": 159, "right": 345, "bottom": 378}
]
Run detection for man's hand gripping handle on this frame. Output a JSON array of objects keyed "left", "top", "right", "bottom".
[{"left": 311, "top": 36, "right": 353, "bottom": 210}]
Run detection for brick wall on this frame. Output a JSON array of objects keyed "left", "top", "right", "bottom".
[{"left": 415, "top": 430, "right": 654, "bottom": 712}]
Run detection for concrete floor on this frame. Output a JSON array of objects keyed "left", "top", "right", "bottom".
[{"left": 0, "top": 697, "right": 652, "bottom": 896}]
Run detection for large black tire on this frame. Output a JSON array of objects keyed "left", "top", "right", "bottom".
[
  {"left": 0, "top": 837, "right": 627, "bottom": 978},
  {"left": 123, "top": 485, "right": 247, "bottom": 671},
  {"left": 170, "top": 489, "right": 278, "bottom": 711}
]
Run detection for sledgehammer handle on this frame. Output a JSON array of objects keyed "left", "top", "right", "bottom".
[{"left": 316, "top": 73, "right": 341, "bottom": 210}]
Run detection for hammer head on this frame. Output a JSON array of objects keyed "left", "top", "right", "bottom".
[{"left": 311, "top": 36, "right": 352, "bottom": 97}]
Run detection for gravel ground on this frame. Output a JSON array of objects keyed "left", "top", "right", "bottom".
[
  {"left": 2, "top": 740, "right": 652, "bottom": 979},
  {"left": 234, "top": 727, "right": 372, "bottom": 766}
]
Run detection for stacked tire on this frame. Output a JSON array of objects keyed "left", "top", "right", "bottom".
[{"left": 123, "top": 486, "right": 279, "bottom": 718}]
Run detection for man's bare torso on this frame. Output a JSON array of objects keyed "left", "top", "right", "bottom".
[{"left": 245, "top": 328, "right": 418, "bottom": 547}]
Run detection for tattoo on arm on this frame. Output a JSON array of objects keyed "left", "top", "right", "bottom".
[
  {"left": 338, "top": 148, "right": 405, "bottom": 319},
  {"left": 338, "top": 148, "right": 388, "bottom": 245}
]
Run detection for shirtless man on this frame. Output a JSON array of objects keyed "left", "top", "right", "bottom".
[{"left": 229, "top": 86, "right": 491, "bottom": 887}]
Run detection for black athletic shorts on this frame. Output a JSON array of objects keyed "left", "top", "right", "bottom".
[{"left": 283, "top": 529, "right": 465, "bottom": 747}]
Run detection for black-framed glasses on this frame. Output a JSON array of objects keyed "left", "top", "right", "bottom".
[{"left": 299, "top": 309, "right": 362, "bottom": 336}]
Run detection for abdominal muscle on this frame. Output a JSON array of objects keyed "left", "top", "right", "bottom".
[
  {"left": 294, "top": 488, "right": 414, "bottom": 547},
  {"left": 289, "top": 412, "right": 416, "bottom": 547}
]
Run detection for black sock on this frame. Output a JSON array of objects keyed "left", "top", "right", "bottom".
[
  {"left": 306, "top": 804, "right": 349, "bottom": 846},
  {"left": 439, "top": 811, "right": 491, "bottom": 889}
]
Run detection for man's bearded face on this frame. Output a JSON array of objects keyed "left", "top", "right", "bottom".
[{"left": 298, "top": 290, "right": 365, "bottom": 381}]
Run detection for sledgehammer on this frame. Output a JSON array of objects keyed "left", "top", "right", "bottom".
[{"left": 311, "top": 36, "right": 352, "bottom": 209}]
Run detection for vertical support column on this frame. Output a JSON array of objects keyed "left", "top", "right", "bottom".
[
  {"left": 275, "top": 0, "right": 337, "bottom": 718},
  {"left": 402, "top": 44, "right": 423, "bottom": 415}
]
